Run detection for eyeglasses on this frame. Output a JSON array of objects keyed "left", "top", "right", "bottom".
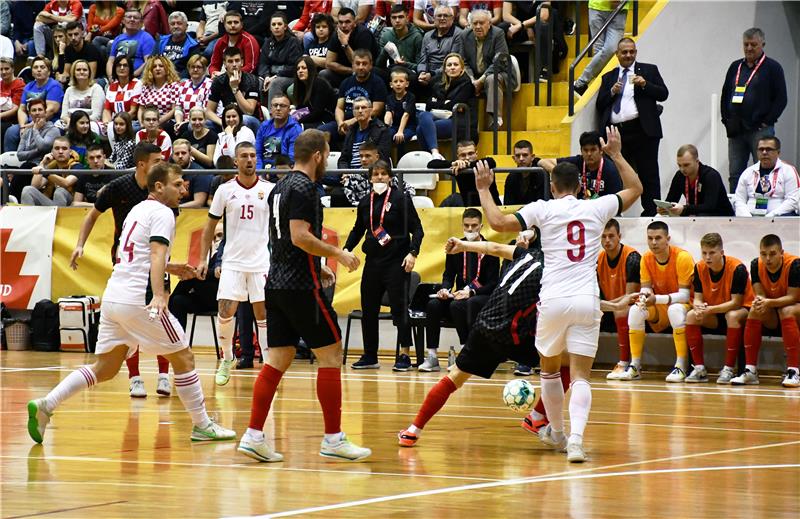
[
  {"left": 124, "top": 14, "right": 142, "bottom": 19},
  {"left": 271, "top": 103, "right": 289, "bottom": 109},
  {"left": 116, "top": 62, "right": 129, "bottom": 68},
  {"left": 758, "top": 147, "right": 778, "bottom": 153}
]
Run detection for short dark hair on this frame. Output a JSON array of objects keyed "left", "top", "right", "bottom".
[
  {"left": 223, "top": 46, "right": 242, "bottom": 60},
  {"left": 338, "top": 7, "right": 356, "bottom": 18},
  {"left": 390, "top": 4, "right": 407, "bottom": 15},
  {"left": 147, "top": 162, "right": 182, "bottom": 192},
  {"left": 647, "top": 221, "right": 669, "bottom": 234},
  {"left": 456, "top": 140, "right": 475, "bottom": 150},
  {"left": 359, "top": 141, "right": 378, "bottom": 153},
  {"left": 87, "top": 143, "right": 106, "bottom": 155},
  {"left": 604, "top": 218, "right": 620, "bottom": 233},
  {"left": 700, "top": 232, "right": 723, "bottom": 249},
  {"left": 111, "top": 55, "right": 133, "bottom": 82},
  {"left": 270, "top": 11, "right": 288, "bottom": 24},
  {"left": 273, "top": 154, "right": 293, "bottom": 168},
  {"left": 65, "top": 21, "right": 83, "bottom": 32},
  {"left": 462, "top": 208, "right": 482, "bottom": 221},
  {"left": 760, "top": 234, "right": 782, "bottom": 249},
  {"left": 353, "top": 48, "right": 372, "bottom": 63},
  {"left": 617, "top": 36, "right": 636, "bottom": 49},
  {"left": 133, "top": 142, "right": 162, "bottom": 165},
  {"left": 26, "top": 97, "right": 47, "bottom": 111},
  {"left": 579, "top": 131, "right": 602, "bottom": 148},
  {"left": 294, "top": 129, "right": 328, "bottom": 163},
  {"left": 513, "top": 139, "right": 533, "bottom": 153},
  {"left": 235, "top": 141, "right": 255, "bottom": 155},
  {"left": 223, "top": 10, "right": 242, "bottom": 23},
  {"left": 758, "top": 136, "right": 781, "bottom": 150},
  {"left": 369, "top": 159, "right": 393, "bottom": 177},
  {"left": 551, "top": 162, "right": 580, "bottom": 193},
  {"left": 216, "top": 155, "right": 235, "bottom": 169}
]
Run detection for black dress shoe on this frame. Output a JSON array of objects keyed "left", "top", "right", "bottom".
[{"left": 236, "top": 358, "right": 254, "bottom": 369}]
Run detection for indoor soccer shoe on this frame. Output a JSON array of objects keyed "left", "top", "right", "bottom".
[
  {"left": 566, "top": 439, "right": 587, "bottom": 463},
  {"left": 781, "top": 368, "right": 799, "bottom": 388},
  {"left": 157, "top": 374, "right": 171, "bottom": 396},
  {"left": 665, "top": 366, "right": 686, "bottom": 383},
  {"left": 685, "top": 366, "right": 708, "bottom": 383},
  {"left": 617, "top": 365, "right": 641, "bottom": 380},
  {"left": 606, "top": 363, "right": 627, "bottom": 380},
  {"left": 320, "top": 433, "right": 372, "bottom": 461},
  {"left": 731, "top": 369, "right": 759, "bottom": 385},
  {"left": 538, "top": 424, "right": 567, "bottom": 452},
  {"left": 190, "top": 420, "right": 237, "bottom": 442},
  {"left": 521, "top": 416, "right": 548, "bottom": 435},
  {"left": 238, "top": 435, "right": 284, "bottom": 462},
  {"left": 398, "top": 429, "right": 419, "bottom": 447},
  {"left": 27, "top": 399, "right": 51, "bottom": 444},
  {"left": 129, "top": 376, "right": 146, "bottom": 397},
  {"left": 215, "top": 359, "right": 235, "bottom": 386},
  {"left": 716, "top": 366, "right": 735, "bottom": 384}
]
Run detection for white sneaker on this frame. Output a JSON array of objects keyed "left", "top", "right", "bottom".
[
  {"left": 432, "top": 152, "right": 445, "bottom": 161},
  {"left": 685, "top": 366, "right": 708, "bottom": 383},
  {"left": 716, "top": 366, "right": 735, "bottom": 384},
  {"left": 566, "top": 439, "right": 587, "bottom": 463},
  {"left": 129, "top": 376, "right": 146, "bottom": 398},
  {"left": 665, "top": 366, "right": 686, "bottom": 383},
  {"left": 418, "top": 354, "right": 440, "bottom": 372},
  {"left": 190, "top": 420, "right": 237, "bottom": 442},
  {"left": 215, "top": 359, "right": 235, "bottom": 386},
  {"left": 319, "top": 433, "right": 372, "bottom": 461},
  {"left": 238, "top": 434, "right": 284, "bottom": 462},
  {"left": 781, "top": 368, "right": 799, "bottom": 388},
  {"left": 26, "top": 398, "right": 51, "bottom": 444},
  {"left": 538, "top": 424, "right": 566, "bottom": 452},
  {"left": 157, "top": 374, "right": 171, "bottom": 396},
  {"left": 606, "top": 363, "right": 628, "bottom": 380},
  {"left": 617, "top": 365, "right": 641, "bottom": 381},
  {"left": 731, "top": 368, "right": 759, "bottom": 385}
]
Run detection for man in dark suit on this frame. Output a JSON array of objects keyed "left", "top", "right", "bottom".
[{"left": 596, "top": 37, "right": 668, "bottom": 216}]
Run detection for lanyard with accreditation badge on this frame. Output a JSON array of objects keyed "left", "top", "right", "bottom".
[
  {"left": 684, "top": 177, "right": 700, "bottom": 204},
  {"left": 464, "top": 249, "right": 484, "bottom": 289},
  {"left": 732, "top": 53, "right": 766, "bottom": 104},
  {"left": 369, "top": 186, "right": 392, "bottom": 246},
  {"left": 581, "top": 156, "right": 603, "bottom": 199}
]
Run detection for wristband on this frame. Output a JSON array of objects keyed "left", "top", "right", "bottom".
[{"left": 654, "top": 294, "right": 669, "bottom": 305}]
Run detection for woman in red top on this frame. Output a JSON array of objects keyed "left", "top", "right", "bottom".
[
  {"left": 0, "top": 57, "right": 25, "bottom": 146},
  {"left": 87, "top": 0, "right": 125, "bottom": 57},
  {"left": 127, "top": 0, "right": 168, "bottom": 37}
]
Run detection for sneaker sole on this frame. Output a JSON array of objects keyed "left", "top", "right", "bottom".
[
  {"left": 514, "top": 371, "right": 532, "bottom": 376},
  {"left": 567, "top": 451, "right": 587, "bottom": 463},
  {"left": 319, "top": 450, "right": 372, "bottom": 461},
  {"left": 782, "top": 382, "right": 800, "bottom": 388},
  {"left": 157, "top": 389, "right": 171, "bottom": 396},
  {"left": 685, "top": 378, "right": 708, "bottom": 383},
  {"left": 27, "top": 401, "right": 44, "bottom": 444},
  {"left": 392, "top": 367, "right": 411, "bottom": 372},
  {"left": 731, "top": 380, "right": 759, "bottom": 386},
  {"left": 215, "top": 376, "right": 231, "bottom": 386},
  {"left": 238, "top": 445, "right": 284, "bottom": 462},
  {"left": 351, "top": 365, "right": 380, "bottom": 370},
  {"left": 130, "top": 393, "right": 147, "bottom": 398},
  {"left": 417, "top": 367, "right": 440, "bottom": 372},
  {"left": 716, "top": 379, "right": 732, "bottom": 384}
]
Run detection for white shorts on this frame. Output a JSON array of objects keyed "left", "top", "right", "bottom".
[
  {"left": 535, "top": 295, "right": 601, "bottom": 358},
  {"left": 217, "top": 269, "right": 267, "bottom": 303},
  {"left": 95, "top": 301, "right": 187, "bottom": 359}
]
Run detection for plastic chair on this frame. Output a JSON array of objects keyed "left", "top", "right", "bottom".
[
  {"left": 0, "top": 152, "right": 22, "bottom": 168},
  {"left": 326, "top": 151, "right": 341, "bottom": 171},
  {"left": 412, "top": 196, "right": 434, "bottom": 208},
  {"left": 396, "top": 151, "right": 437, "bottom": 190}
]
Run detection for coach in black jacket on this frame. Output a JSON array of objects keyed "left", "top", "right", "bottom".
[{"left": 596, "top": 37, "right": 668, "bottom": 216}]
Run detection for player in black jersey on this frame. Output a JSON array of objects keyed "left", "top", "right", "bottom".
[
  {"left": 398, "top": 231, "right": 571, "bottom": 447},
  {"left": 237, "top": 129, "right": 373, "bottom": 463}
]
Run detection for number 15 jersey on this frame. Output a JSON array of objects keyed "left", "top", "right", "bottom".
[
  {"left": 209, "top": 177, "right": 273, "bottom": 273},
  {"left": 515, "top": 194, "right": 621, "bottom": 300}
]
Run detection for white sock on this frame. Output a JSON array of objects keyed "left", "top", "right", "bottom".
[
  {"left": 245, "top": 427, "right": 264, "bottom": 442},
  {"left": 44, "top": 366, "right": 97, "bottom": 413},
  {"left": 174, "top": 370, "right": 210, "bottom": 427},
  {"left": 631, "top": 357, "right": 642, "bottom": 369},
  {"left": 324, "top": 432, "right": 344, "bottom": 443},
  {"left": 427, "top": 348, "right": 437, "bottom": 358},
  {"left": 217, "top": 316, "right": 235, "bottom": 360},
  {"left": 408, "top": 424, "right": 421, "bottom": 435},
  {"left": 694, "top": 364, "right": 705, "bottom": 371},
  {"left": 540, "top": 372, "right": 565, "bottom": 433},
  {"left": 256, "top": 319, "right": 268, "bottom": 360},
  {"left": 618, "top": 361, "right": 630, "bottom": 369},
  {"left": 676, "top": 358, "right": 689, "bottom": 372},
  {"left": 529, "top": 410, "right": 545, "bottom": 421},
  {"left": 746, "top": 364, "right": 757, "bottom": 373},
  {"left": 568, "top": 379, "right": 592, "bottom": 443}
]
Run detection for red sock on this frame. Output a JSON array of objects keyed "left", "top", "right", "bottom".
[
  {"left": 533, "top": 397, "right": 545, "bottom": 417},
  {"left": 248, "top": 364, "right": 284, "bottom": 431},
  {"left": 744, "top": 319, "right": 763, "bottom": 366},
  {"left": 157, "top": 355, "right": 169, "bottom": 374},
  {"left": 781, "top": 318, "right": 800, "bottom": 367},
  {"left": 126, "top": 349, "right": 140, "bottom": 378},
  {"left": 412, "top": 377, "right": 457, "bottom": 429},
  {"left": 615, "top": 316, "right": 630, "bottom": 362},
  {"left": 725, "top": 327, "right": 743, "bottom": 367},
  {"left": 316, "top": 367, "right": 342, "bottom": 434},
  {"left": 686, "top": 324, "right": 704, "bottom": 365}
]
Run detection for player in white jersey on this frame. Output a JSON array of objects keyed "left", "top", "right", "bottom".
[
  {"left": 197, "top": 142, "right": 274, "bottom": 386},
  {"left": 475, "top": 126, "right": 642, "bottom": 462},
  {"left": 26, "top": 163, "right": 236, "bottom": 444}
]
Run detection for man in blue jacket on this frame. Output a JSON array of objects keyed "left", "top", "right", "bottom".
[
  {"left": 254, "top": 93, "right": 302, "bottom": 170},
  {"left": 158, "top": 11, "right": 200, "bottom": 78}
]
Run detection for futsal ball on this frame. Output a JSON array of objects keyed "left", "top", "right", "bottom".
[{"left": 502, "top": 379, "right": 536, "bottom": 413}]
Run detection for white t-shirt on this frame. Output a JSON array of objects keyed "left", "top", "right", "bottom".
[
  {"left": 516, "top": 194, "right": 620, "bottom": 300},
  {"left": 104, "top": 199, "right": 175, "bottom": 306},
  {"left": 209, "top": 176, "right": 273, "bottom": 273}
]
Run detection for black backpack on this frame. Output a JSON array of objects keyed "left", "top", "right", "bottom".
[{"left": 30, "top": 299, "right": 60, "bottom": 352}]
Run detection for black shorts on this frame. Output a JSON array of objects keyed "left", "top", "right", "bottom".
[
  {"left": 600, "top": 311, "right": 618, "bottom": 333},
  {"left": 455, "top": 329, "right": 539, "bottom": 379},
  {"left": 699, "top": 314, "right": 729, "bottom": 335},
  {"left": 266, "top": 289, "right": 342, "bottom": 349}
]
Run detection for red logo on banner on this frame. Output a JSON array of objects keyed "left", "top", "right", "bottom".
[{"left": 0, "top": 228, "right": 40, "bottom": 309}]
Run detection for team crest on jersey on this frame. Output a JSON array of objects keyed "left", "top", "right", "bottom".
[{"left": 258, "top": 191, "right": 265, "bottom": 200}]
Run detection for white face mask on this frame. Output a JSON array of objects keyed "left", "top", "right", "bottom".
[
  {"left": 464, "top": 231, "right": 480, "bottom": 241},
  {"left": 372, "top": 182, "right": 388, "bottom": 195}
]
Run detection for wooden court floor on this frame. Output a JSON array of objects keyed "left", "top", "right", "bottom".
[{"left": 1, "top": 350, "right": 799, "bottom": 518}]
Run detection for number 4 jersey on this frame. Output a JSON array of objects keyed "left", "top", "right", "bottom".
[
  {"left": 515, "top": 194, "right": 621, "bottom": 300},
  {"left": 104, "top": 198, "right": 176, "bottom": 306},
  {"left": 209, "top": 177, "right": 274, "bottom": 273}
]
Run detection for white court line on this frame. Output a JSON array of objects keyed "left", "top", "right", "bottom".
[{"left": 0, "top": 481, "right": 174, "bottom": 489}]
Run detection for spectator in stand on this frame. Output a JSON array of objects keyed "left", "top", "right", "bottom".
[
  {"left": 86, "top": 0, "right": 124, "bottom": 59},
  {"left": 179, "top": 107, "right": 218, "bottom": 168},
  {"left": 209, "top": 154, "right": 236, "bottom": 203},
  {"left": 573, "top": 0, "right": 627, "bottom": 97},
  {"left": 287, "top": 56, "right": 335, "bottom": 129},
  {"left": 659, "top": 144, "right": 734, "bottom": 217},
  {"left": 158, "top": 11, "right": 199, "bottom": 79},
  {"left": 375, "top": 0, "right": 414, "bottom": 19},
  {"left": 340, "top": 140, "right": 416, "bottom": 206},
  {"left": 73, "top": 143, "right": 117, "bottom": 206},
  {"left": 462, "top": 9, "right": 515, "bottom": 129},
  {"left": 208, "top": 10, "right": 260, "bottom": 77},
  {"left": 65, "top": 109, "right": 103, "bottom": 166},
  {"left": 257, "top": 12, "right": 303, "bottom": 104},
  {"left": 206, "top": 46, "right": 262, "bottom": 134},
  {"left": 501, "top": 1, "right": 569, "bottom": 78},
  {"left": 21, "top": 135, "right": 82, "bottom": 206},
  {"left": 304, "top": 13, "right": 333, "bottom": 69},
  {"left": 106, "top": 8, "right": 156, "bottom": 78},
  {"left": 721, "top": 27, "right": 787, "bottom": 192},
  {"left": 458, "top": 0, "right": 501, "bottom": 28},
  {"left": 196, "top": 1, "right": 227, "bottom": 59},
  {"left": 768, "top": 185, "right": 800, "bottom": 217},
  {"left": 255, "top": 93, "right": 302, "bottom": 169},
  {"left": 428, "top": 139, "right": 500, "bottom": 205},
  {"left": 102, "top": 55, "right": 141, "bottom": 134},
  {"left": 376, "top": 4, "right": 423, "bottom": 83},
  {"left": 108, "top": 111, "right": 136, "bottom": 169},
  {"left": 135, "top": 105, "right": 172, "bottom": 160},
  {"left": 212, "top": 103, "right": 255, "bottom": 165},
  {"left": 428, "top": 53, "right": 477, "bottom": 143},
  {"left": 10, "top": 0, "right": 45, "bottom": 60},
  {"left": 292, "top": 1, "right": 334, "bottom": 39},
  {"left": 413, "top": 0, "right": 459, "bottom": 32},
  {"left": 137, "top": 55, "right": 179, "bottom": 131},
  {"left": 15, "top": 98, "right": 60, "bottom": 167},
  {"left": 60, "top": 60, "right": 104, "bottom": 133},
  {"left": 33, "top": 0, "right": 84, "bottom": 57},
  {"left": 228, "top": 0, "right": 276, "bottom": 47},
  {"left": 4, "top": 56, "right": 63, "bottom": 153},
  {"left": 504, "top": 139, "right": 545, "bottom": 205},
  {"left": 539, "top": 130, "right": 622, "bottom": 201},
  {"left": 63, "top": 22, "right": 101, "bottom": 80},
  {"left": 0, "top": 34, "right": 11, "bottom": 60},
  {"left": 172, "top": 138, "right": 213, "bottom": 208},
  {"left": 0, "top": 57, "right": 24, "bottom": 146},
  {"left": 173, "top": 55, "right": 213, "bottom": 137},
  {"left": 337, "top": 96, "right": 391, "bottom": 169},
  {"left": 596, "top": 37, "right": 668, "bottom": 216},
  {"left": 321, "top": 8, "right": 379, "bottom": 88},
  {"left": 417, "top": 5, "right": 463, "bottom": 99},
  {"left": 128, "top": 0, "right": 168, "bottom": 38},
  {"left": 734, "top": 136, "right": 799, "bottom": 217},
  {"left": 50, "top": 27, "right": 69, "bottom": 84},
  {"left": 384, "top": 68, "right": 441, "bottom": 157},
  {"left": 332, "top": 0, "right": 376, "bottom": 24}
]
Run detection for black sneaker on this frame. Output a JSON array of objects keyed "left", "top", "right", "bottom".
[
  {"left": 351, "top": 355, "right": 380, "bottom": 369},
  {"left": 564, "top": 19, "right": 576, "bottom": 35},
  {"left": 573, "top": 82, "right": 587, "bottom": 97},
  {"left": 514, "top": 364, "right": 532, "bottom": 376},
  {"left": 236, "top": 358, "right": 254, "bottom": 369},
  {"left": 393, "top": 354, "right": 412, "bottom": 372}
]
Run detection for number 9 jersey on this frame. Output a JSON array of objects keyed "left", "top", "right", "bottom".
[{"left": 514, "top": 194, "right": 621, "bottom": 300}]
